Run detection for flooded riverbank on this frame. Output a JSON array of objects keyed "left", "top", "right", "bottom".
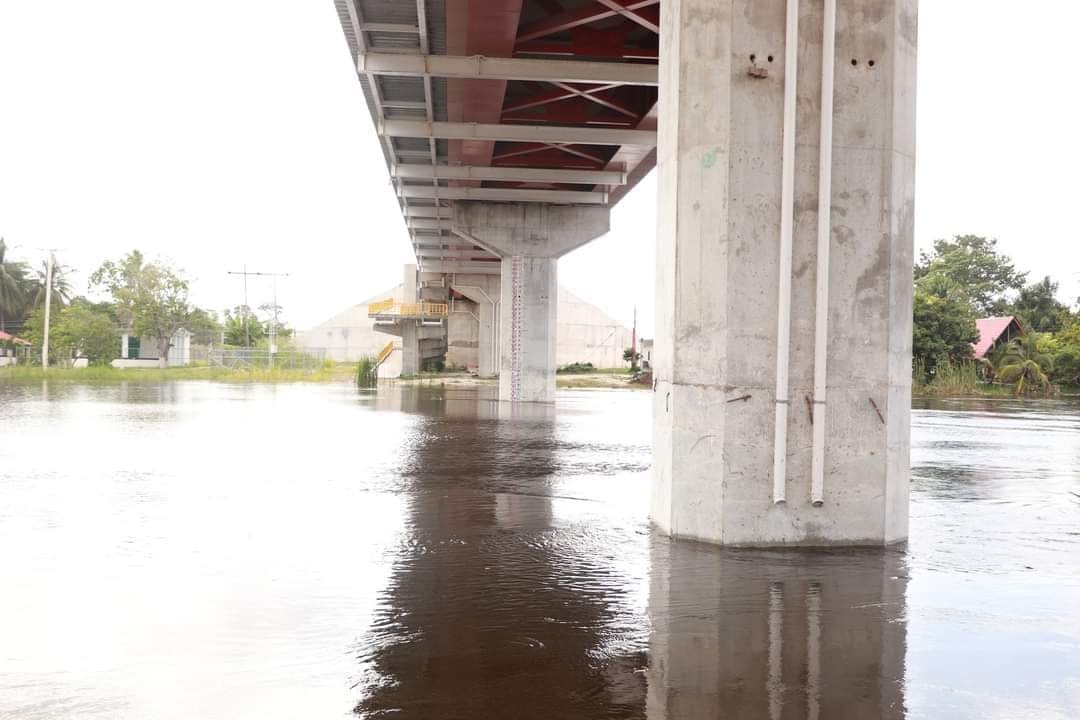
[{"left": 1, "top": 383, "right": 1078, "bottom": 718}]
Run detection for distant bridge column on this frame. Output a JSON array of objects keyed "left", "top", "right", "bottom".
[
  {"left": 450, "top": 281, "right": 499, "bottom": 378},
  {"left": 453, "top": 203, "right": 609, "bottom": 402},
  {"left": 652, "top": 0, "right": 917, "bottom": 545},
  {"left": 400, "top": 264, "right": 420, "bottom": 376}
]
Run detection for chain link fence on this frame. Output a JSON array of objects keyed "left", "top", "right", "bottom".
[{"left": 206, "top": 347, "right": 327, "bottom": 371}]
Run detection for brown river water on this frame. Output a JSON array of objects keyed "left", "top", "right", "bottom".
[{"left": 1, "top": 382, "right": 1078, "bottom": 719}]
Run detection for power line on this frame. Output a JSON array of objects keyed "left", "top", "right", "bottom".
[{"left": 226, "top": 268, "right": 289, "bottom": 368}]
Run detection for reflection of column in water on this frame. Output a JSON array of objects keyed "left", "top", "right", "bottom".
[
  {"left": 768, "top": 582, "right": 784, "bottom": 720},
  {"left": 806, "top": 581, "right": 822, "bottom": 720},
  {"left": 648, "top": 545, "right": 907, "bottom": 720}
]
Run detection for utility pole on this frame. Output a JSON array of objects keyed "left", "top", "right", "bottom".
[
  {"left": 631, "top": 305, "right": 637, "bottom": 371},
  {"left": 226, "top": 268, "right": 288, "bottom": 365},
  {"left": 41, "top": 251, "right": 55, "bottom": 370}
]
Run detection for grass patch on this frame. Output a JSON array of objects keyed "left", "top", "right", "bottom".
[
  {"left": 0, "top": 363, "right": 355, "bottom": 384},
  {"left": 356, "top": 356, "right": 378, "bottom": 387},
  {"left": 913, "top": 360, "right": 1019, "bottom": 399}
]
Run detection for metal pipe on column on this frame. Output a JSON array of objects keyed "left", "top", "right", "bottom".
[
  {"left": 811, "top": 0, "right": 838, "bottom": 507},
  {"left": 772, "top": 0, "right": 801, "bottom": 505}
]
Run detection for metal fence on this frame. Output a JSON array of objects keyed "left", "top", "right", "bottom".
[{"left": 207, "top": 347, "right": 327, "bottom": 371}]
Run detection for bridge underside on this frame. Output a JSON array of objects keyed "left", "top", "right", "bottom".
[{"left": 334, "top": 0, "right": 917, "bottom": 546}]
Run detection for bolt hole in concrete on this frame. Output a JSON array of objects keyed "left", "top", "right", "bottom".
[
  {"left": 868, "top": 59, "right": 876, "bottom": 67},
  {"left": 750, "top": 53, "right": 756, "bottom": 62},
  {"left": 851, "top": 58, "right": 859, "bottom": 66},
  {"left": 767, "top": 54, "right": 774, "bottom": 62}
]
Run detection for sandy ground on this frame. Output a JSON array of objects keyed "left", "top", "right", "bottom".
[{"left": 392, "top": 372, "right": 647, "bottom": 390}]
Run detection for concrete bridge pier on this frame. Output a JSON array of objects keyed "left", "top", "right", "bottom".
[
  {"left": 652, "top": 0, "right": 917, "bottom": 545},
  {"left": 453, "top": 203, "right": 609, "bottom": 402}
]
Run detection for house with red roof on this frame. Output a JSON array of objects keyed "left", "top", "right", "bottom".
[
  {"left": 0, "top": 329, "right": 31, "bottom": 366},
  {"left": 973, "top": 316, "right": 1024, "bottom": 360}
]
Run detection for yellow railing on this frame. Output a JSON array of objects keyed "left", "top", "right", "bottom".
[
  {"left": 368, "top": 301, "right": 449, "bottom": 317},
  {"left": 368, "top": 298, "right": 395, "bottom": 314},
  {"left": 376, "top": 341, "right": 394, "bottom": 365}
]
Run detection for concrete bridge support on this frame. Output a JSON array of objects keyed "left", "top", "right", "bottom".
[
  {"left": 453, "top": 203, "right": 609, "bottom": 402},
  {"left": 450, "top": 278, "right": 500, "bottom": 378},
  {"left": 652, "top": 0, "right": 917, "bottom": 545}
]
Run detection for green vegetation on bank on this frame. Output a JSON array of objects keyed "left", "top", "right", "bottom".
[
  {"left": 913, "top": 235, "right": 1080, "bottom": 397},
  {"left": 0, "top": 363, "right": 355, "bottom": 384},
  {"left": 356, "top": 355, "right": 378, "bottom": 387}
]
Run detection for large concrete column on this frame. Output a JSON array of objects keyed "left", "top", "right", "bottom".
[
  {"left": 652, "top": 0, "right": 917, "bottom": 545},
  {"left": 454, "top": 203, "right": 609, "bottom": 402}
]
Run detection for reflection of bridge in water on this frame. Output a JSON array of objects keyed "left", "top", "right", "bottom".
[{"left": 352, "top": 386, "right": 907, "bottom": 718}]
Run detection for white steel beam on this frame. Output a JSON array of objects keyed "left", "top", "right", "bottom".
[
  {"left": 392, "top": 164, "right": 626, "bottom": 185},
  {"left": 380, "top": 119, "right": 655, "bottom": 147},
  {"left": 358, "top": 52, "right": 658, "bottom": 86},
  {"left": 404, "top": 206, "right": 452, "bottom": 218},
  {"left": 421, "top": 260, "right": 501, "bottom": 275},
  {"left": 409, "top": 218, "right": 452, "bottom": 230},
  {"left": 400, "top": 186, "right": 608, "bottom": 204},
  {"left": 382, "top": 100, "right": 428, "bottom": 110}
]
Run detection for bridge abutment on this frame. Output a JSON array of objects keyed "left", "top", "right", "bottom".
[
  {"left": 453, "top": 203, "right": 609, "bottom": 402},
  {"left": 652, "top": 0, "right": 917, "bottom": 545}
]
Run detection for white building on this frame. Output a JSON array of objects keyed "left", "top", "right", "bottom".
[
  {"left": 298, "top": 280, "right": 633, "bottom": 374},
  {"left": 112, "top": 329, "right": 192, "bottom": 368}
]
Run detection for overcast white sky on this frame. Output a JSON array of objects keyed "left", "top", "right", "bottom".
[{"left": 1, "top": 1, "right": 1077, "bottom": 336}]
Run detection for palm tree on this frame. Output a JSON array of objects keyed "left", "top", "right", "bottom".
[
  {"left": 997, "top": 333, "right": 1052, "bottom": 396},
  {"left": 0, "top": 238, "right": 30, "bottom": 333},
  {"left": 25, "top": 256, "right": 74, "bottom": 313}
]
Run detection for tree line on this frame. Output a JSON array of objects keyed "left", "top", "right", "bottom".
[
  {"left": 913, "top": 234, "right": 1080, "bottom": 393},
  {"left": 0, "top": 242, "right": 291, "bottom": 367}
]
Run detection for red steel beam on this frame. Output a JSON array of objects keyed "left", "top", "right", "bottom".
[{"left": 517, "top": 0, "right": 660, "bottom": 43}]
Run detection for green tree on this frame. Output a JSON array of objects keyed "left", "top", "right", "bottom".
[
  {"left": 91, "top": 251, "right": 193, "bottom": 368},
  {"left": 25, "top": 256, "right": 74, "bottom": 314},
  {"left": 186, "top": 307, "right": 222, "bottom": 345},
  {"left": 0, "top": 238, "right": 30, "bottom": 333},
  {"left": 623, "top": 347, "right": 641, "bottom": 371},
  {"left": 914, "top": 235, "right": 1027, "bottom": 315},
  {"left": 1050, "top": 321, "right": 1080, "bottom": 387},
  {"left": 1010, "top": 276, "right": 1068, "bottom": 332},
  {"left": 53, "top": 301, "right": 120, "bottom": 365},
  {"left": 912, "top": 276, "right": 979, "bottom": 379},
  {"left": 223, "top": 305, "right": 265, "bottom": 347},
  {"left": 996, "top": 333, "right": 1052, "bottom": 396},
  {"left": 24, "top": 300, "right": 119, "bottom": 366},
  {"left": 1053, "top": 348, "right": 1080, "bottom": 388}
]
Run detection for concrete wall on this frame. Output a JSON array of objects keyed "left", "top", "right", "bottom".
[
  {"left": 295, "top": 285, "right": 402, "bottom": 362},
  {"left": 306, "top": 275, "right": 631, "bottom": 373},
  {"left": 556, "top": 286, "right": 633, "bottom": 369},
  {"left": 447, "top": 283, "right": 633, "bottom": 371},
  {"left": 652, "top": 0, "right": 916, "bottom": 545}
]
